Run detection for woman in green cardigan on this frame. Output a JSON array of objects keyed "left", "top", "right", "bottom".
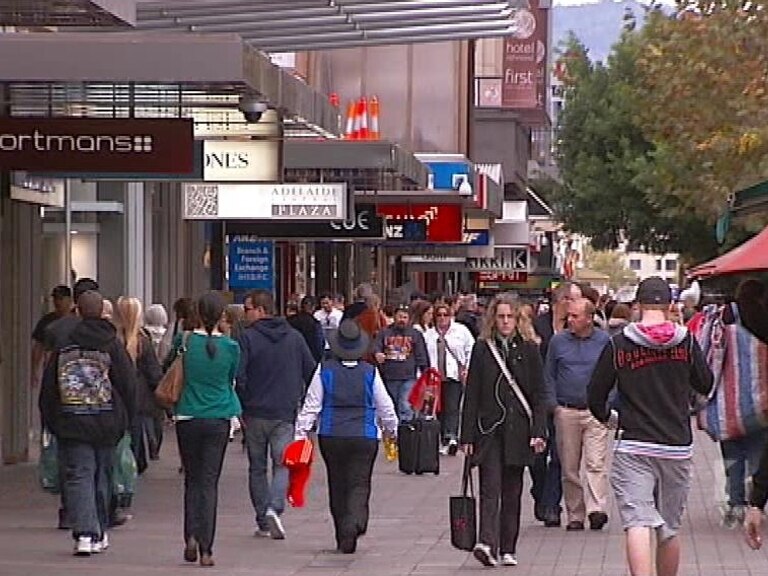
[{"left": 171, "top": 292, "right": 241, "bottom": 568}]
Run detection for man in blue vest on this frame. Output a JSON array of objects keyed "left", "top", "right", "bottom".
[{"left": 295, "top": 319, "right": 398, "bottom": 553}]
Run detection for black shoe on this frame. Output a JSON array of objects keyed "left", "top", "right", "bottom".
[
  {"left": 588, "top": 512, "right": 608, "bottom": 531},
  {"left": 108, "top": 509, "right": 130, "bottom": 528},
  {"left": 566, "top": 521, "right": 585, "bottom": 531},
  {"left": 534, "top": 503, "right": 546, "bottom": 522},
  {"left": 543, "top": 510, "right": 561, "bottom": 527},
  {"left": 338, "top": 537, "right": 357, "bottom": 554}
]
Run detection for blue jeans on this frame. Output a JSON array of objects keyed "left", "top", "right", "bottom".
[
  {"left": 244, "top": 417, "right": 293, "bottom": 528},
  {"left": 384, "top": 378, "right": 416, "bottom": 422},
  {"left": 59, "top": 440, "right": 113, "bottom": 540},
  {"left": 721, "top": 430, "right": 768, "bottom": 506}
]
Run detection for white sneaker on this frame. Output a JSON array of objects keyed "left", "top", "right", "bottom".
[
  {"left": 439, "top": 445, "right": 450, "bottom": 456},
  {"left": 265, "top": 509, "right": 286, "bottom": 540},
  {"left": 500, "top": 553, "right": 518, "bottom": 566},
  {"left": 472, "top": 543, "right": 498, "bottom": 567},
  {"left": 254, "top": 529, "right": 271, "bottom": 538},
  {"left": 92, "top": 533, "right": 109, "bottom": 553},
  {"left": 74, "top": 536, "right": 93, "bottom": 556}
]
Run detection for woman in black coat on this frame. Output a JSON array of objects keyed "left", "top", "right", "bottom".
[{"left": 460, "top": 293, "right": 547, "bottom": 568}]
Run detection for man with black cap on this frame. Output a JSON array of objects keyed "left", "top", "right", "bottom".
[
  {"left": 295, "top": 319, "right": 398, "bottom": 554},
  {"left": 588, "top": 276, "right": 713, "bottom": 576},
  {"left": 31, "top": 285, "right": 73, "bottom": 389}
]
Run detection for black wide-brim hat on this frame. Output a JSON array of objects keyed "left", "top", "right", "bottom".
[{"left": 327, "top": 319, "right": 370, "bottom": 361}]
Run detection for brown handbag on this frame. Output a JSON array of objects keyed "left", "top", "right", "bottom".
[{"left": 154, "top": 332, "right": 190, "bottom": 409}]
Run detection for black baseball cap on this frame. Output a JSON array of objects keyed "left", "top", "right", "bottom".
[
  {"left": 636, "top": 276, "right": 672, "bottom": 305},
  {"left": 73, "top": 278, "right": 99, "bottom": 303}
]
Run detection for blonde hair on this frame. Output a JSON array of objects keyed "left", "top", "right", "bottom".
[
  {"left": 117, "top": 296, "right": 143, "bottom": 362},
  {"left": 479, "top": 293, "right": 537, "bottom": 343}
]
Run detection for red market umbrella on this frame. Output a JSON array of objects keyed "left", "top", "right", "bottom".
[{"left": 688, "top": 225, "right": 768, "bottom": 278}]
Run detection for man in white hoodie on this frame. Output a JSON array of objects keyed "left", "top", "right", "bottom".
[{"left": 424, "top": 302, "right": 475, "bottom": 455}]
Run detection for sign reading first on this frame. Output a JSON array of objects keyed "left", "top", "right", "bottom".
[{"left": 0, "top": 118, "right": 194, "bottom": 173}]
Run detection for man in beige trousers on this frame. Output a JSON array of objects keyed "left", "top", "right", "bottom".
[{"left": 544, "top": 298, "right": 611, "bottom": 531}]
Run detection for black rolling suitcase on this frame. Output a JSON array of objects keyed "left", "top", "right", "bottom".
[{"left": 397, "top": 418, "right": 440, "bottom": 475}]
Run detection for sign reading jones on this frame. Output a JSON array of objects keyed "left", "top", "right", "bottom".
[
  {"left": 203, "top": 140, "right": 279, "bottom": 182},
  {"left": 183, "top": 183, "right": 348, "bottom": 221},
  {"left": 0, "top": 118, "right": 194, "bottom": 173}
]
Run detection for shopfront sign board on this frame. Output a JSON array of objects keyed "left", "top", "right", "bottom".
[
  {"left": 228, "top": 236, "right": 274, "bottom": 291},
  {"left": 376, "top": 203, "right": 462, "bottom": 243},
  {"left": 0, "top": 117, "right": 194, "bottom": 173},
  {"left": 183, "top": 183, "right": 348, "bottom": 221},
  {"left": 203, "top": 140, "right": 279, "bottom": 182}
]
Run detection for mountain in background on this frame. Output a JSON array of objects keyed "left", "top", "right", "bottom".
[{"left": 552, "top": 0, "right": 655, "bottom": 63}]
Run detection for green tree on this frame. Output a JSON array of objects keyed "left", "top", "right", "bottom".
[
  {"left": 583, "top": 246, "right": 638, "bottom": 290},
  {"left": 635, "top": 2, "right": 768, "bottom": 226},
  {"left": 552, "top": 29, "right": 718, "bottom": 262}
]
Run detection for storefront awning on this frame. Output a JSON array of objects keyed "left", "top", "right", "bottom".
[
  {"left": 732, "top": 179, "right": 768, "bottom": 219},
  {"left": 0, "top": 32, "right": 340, "bottom": 137},
  {"left": 284, "top": 140, "right": 430, "bottom": 190},
  {"left": 0, "top": 0, "right": 134, "bottom": 26},
  {"left": 688, "top": 225, "right": 768, "bottom": 278},
  {"left": 135, "top": 0, "right": 521, "bottom": 51}
]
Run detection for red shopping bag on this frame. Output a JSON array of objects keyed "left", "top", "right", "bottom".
[{"left": 407, "top": 368, "right": 442, "bottom": 417}]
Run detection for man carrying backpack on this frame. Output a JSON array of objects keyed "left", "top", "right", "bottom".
[{"left": 40, "top": 291, "right": 136, "bottom": 556}]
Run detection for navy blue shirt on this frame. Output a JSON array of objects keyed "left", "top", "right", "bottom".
[{"left": 544, "top": 328, "right": 609, "bottom": 410}]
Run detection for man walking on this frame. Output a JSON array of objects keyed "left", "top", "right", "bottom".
[
  {"left": 287, "top": 296, "right": 325, "bottom": 364},
  {"left": 39, "top": 291, "right": 135, "bottom": 556},
  {"left": 544, "top": 296, "right": 610, "bottom": 531},
  {"left": 237, "top": 290, "right": 316, "bottom": 540},
  {"left": 589, "top": 277, "right": 713, "bottom": 576},
  {"left": 531, "top": 281, "right": 582, "bottom": 526},
  {"left": 374, "top": 304, "right": 429, "bottom": 422}
]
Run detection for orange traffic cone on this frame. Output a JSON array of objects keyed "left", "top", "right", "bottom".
[
  {"left": 357, "top": 97, "right": 370, "bottom": 140},
  {"left": 369, "top": 95, "right": 380, "bottom": 141},
  {"left": 344, "top": 100, "right": 356, "bottom": 139}
]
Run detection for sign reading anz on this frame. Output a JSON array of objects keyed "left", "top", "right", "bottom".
[{"left": 0, "top": 118, "right": 194, "bottom": 174}]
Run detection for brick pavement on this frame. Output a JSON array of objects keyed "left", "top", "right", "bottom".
[{"left": 1, "top": 428, "right": 767, "bottom": 576}]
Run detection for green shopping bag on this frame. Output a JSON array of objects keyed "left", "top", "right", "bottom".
[
  {"left": 38, "top": 429, "right": 60, "bottom": 494},
  {"left": 113, "top": 433, "right": 138, "bottom": 498}
]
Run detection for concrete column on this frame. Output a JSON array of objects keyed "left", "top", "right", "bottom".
[{"left": 124, "top": 182, "right": 151, "bottom": 304}]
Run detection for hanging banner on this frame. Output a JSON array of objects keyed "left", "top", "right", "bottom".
[{"left": 502, "top": 3, "right": 548, "bottom": 111}]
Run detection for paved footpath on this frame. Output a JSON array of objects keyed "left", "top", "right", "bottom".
[{"left": 1, "top": 428, "right": 768, "bottom": 576}]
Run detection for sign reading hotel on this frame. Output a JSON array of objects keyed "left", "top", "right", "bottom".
[
  {"left": 0, "top": 118, "right": 194, "bottom": 173},
  {"left": 502, "top": 5, "right": 548, "bottom": 109},
  {"left": 183, "top": 183, "right": 348, "bottom": 221}
]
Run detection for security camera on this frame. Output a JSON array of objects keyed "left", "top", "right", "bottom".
[{"left": 238, "top": 95, "right": 268, "bottom": 123}]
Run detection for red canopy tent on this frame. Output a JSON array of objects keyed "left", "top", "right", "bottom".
[{"left": 688, "top": 225, "right": 768, "bottom": 277}]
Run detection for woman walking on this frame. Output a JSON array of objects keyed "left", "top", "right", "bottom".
[
  {"left": 168, "top": 292, "right": 241, "bottom": 567},
  {"left": 460, "top": 293, "right": 547, "bottom": 567},
  {"left": 116, "top": 297, "right": 163, "bottom": 474},
  {"left": 295, "top": 319, "right": 398, "bottom": 554}
]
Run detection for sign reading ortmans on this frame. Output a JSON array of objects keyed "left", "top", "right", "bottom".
[{"left": 0, "top": 118, "right": 194, "bottom": 173}]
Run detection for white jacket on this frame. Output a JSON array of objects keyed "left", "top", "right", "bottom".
[{"left": 424, "top": 321, "right": 475, "bottom": 381}]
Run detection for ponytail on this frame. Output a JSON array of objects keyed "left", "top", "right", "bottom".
[{"left": 204, "top": 319, "right": 218, "bottom": 359}]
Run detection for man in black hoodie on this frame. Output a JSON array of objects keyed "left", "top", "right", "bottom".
[
  {"left": 237, "top": 289, "right": 316, "bottom": 540},
  {"left": 287, "top": 296, "right": 324, "bottom": 364},
  {"left": 40, "top": 291, "right": 135, "bottom": 556}
]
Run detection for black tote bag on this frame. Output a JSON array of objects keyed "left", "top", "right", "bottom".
[{"left": 449, "top": 456, "right": 477, "bottom": 551}]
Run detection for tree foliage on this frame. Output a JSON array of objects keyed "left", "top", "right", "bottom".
[
  {"left": 552, "top": 30, "right": 717, "bottom": 260},
  {"left": 635, "top": 1, "right": 768, "bottom": 224},
  {"left": 583, "top": 245, "right": 638, "bottom": 290}
]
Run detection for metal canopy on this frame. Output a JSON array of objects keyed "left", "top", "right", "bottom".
[
  {"left": 284, "top": 140, "right": 430, "bottom": 190},
  {"left": 0, "top": 0, "right": 134, "bottom": 26},
  {"left": 134, "top": 0, "right": 520, "bottom": 51},
  {"left": 0, "top": 32, "right": 340, "bottom": 137}
]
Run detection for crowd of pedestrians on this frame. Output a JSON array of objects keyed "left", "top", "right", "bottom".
[{"left": 30, "top": 274, "right": 768, "bottom": 575}]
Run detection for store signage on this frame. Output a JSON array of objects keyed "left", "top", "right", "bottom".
[
  {"left": 228, "top": 236, "right": 274, "bottom": 291},
  {"left": 183, "top": 182, "right": 348, "bottom": 221},
  {"left": 0, "top": 118, "right": 194, "bottom": 173},
  {"left": 464, "top": 230, "right": 490, "bottom": 246},
  {"left": 401, "top": 255, "right": 466, "bottom": 264},
  {"left": 466, "top": 248, "right": 529, "bottom": 272},
  {"left": 502, "top": 4, "right": 548, "bottom": 110},
  {"left": 225, "top": 204, "right": 384, "bottom": 239},
  {"left": 377, "top": 204, "right": 462, "bottom": 243},
  {"left": 203, "top": 140, "right": 279, "bottom": 182},
  {"left": 385, "top": 220, "right": 427, "bottom": 241},
  {"left": 476, "top": 271, "right": 529, "bottom": 283},
  {"left": 424, "top": 160, "right": 471, "bottom": 191}
]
